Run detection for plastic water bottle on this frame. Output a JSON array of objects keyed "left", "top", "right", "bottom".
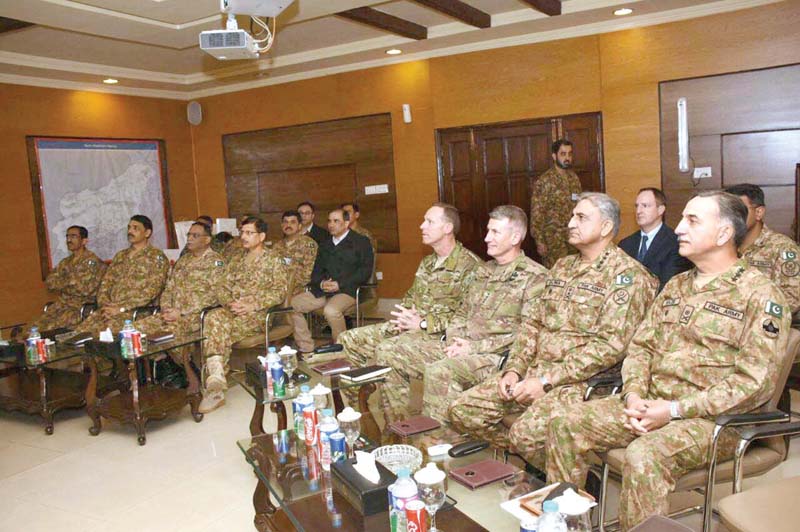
[
  {"left": 538, "top": 500, "right": 567, "bottom": 532},
  {"left": 294, "top": 385, "right": 313, "bottom": 436},
  {"left": 392, "top": 467, "right": 418, "bottom": 531},
  {"left": 119, "top": 320, "right": 135, "bottom": 359},
  {"left": 26, "top": 326, "right": 41, "bottom": 365},
  {"left": 318, "top": 408, "right": 340, "bottom": 471},
  {"left": 265, "top": 346, "right": 279, "bottom": 398}
]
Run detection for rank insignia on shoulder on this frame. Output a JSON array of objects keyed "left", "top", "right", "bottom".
[
  {"left": 157, "top": 254, "right": 165, "bottom": 262},
  {"left": 762, "top": 318, "right": 780, "bottom": 338},
  {"left": 88, "top": 260, "right": 96, "bottom": 266},
  {"left": 615, "top": 274, "right": 633, "bottom": 286},
  {"left": 765, "top": 300, "right": 783, "bottom": 318},
  {"left": 214, "top": 260, "right": 224, "bottom": 267},
  {"left": 781, "top": 250, "right": 797, "bottom": 261}
]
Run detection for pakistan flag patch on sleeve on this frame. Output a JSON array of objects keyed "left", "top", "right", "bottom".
[
  {"left": 215, "top": 260, "right": 225, "bottom": 267},
  {"left": 615, "top": 274, "right": 633, "bottom": 286},
  {"left": 781, "top": 250, "right": 797, "bottom": 261},
  {"left": 765, "top": 300, "right": 783, "bottom": 318}
]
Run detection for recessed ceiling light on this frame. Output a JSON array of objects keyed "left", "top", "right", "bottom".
[
  {"left": 385, "top": 49, "right": 402, "bottom": 55},
  {"left": 614, "top": 8, "right": 633, "bottom": 16},
  {"left": 102, "top": 78, "right": 118, "bottom": 84}
]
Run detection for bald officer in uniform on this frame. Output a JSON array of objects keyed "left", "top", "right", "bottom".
[{"left": 546, "top": 191, "right": 790, "bottom": 531}]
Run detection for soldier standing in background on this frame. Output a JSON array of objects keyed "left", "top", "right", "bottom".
[
  {"left": 200, "top": 216, "right": 289, "bottom": 413},
  {"left": 73, "top": 215, "right": 169, "bottom": 336},
  {"left": 375, "top": 205, "right": 548, "bottom": 426},
  {"left": 34, "top": 225, "right": 106, "bottom": 331},
  {"left": 339, "top": 203, "right": 480, "bottom": 400},
  {"left": 724, "top": 183, "right": 800, "bottom": 313},
  {"left": 449, "top": 193, "right": 658, "bottom": 470},
  {"left": 271, "top": 210, "right": 318, "bottom": 293},
  {"left": 530, "top": 139, "right": 582, "bottom": 268},
  {"left": 546, "top": 191, "right": 789, "bottom": 531}
]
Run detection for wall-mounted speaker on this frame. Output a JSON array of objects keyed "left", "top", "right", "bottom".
[{"left": 187, "top": 101, "right": 203, "bottom": 126}]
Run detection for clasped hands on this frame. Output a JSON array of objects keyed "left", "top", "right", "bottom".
[
  {"left": 229, "top": 298, "right": 257, "bottom": 316},
  {"left": 623, "top": 394, "right": 671, "bottom": 436},
  {"left": 497, "top": 371, "right": 546, "bottom": 405},
  {"left": 389, "top": 304, "right": 423, "bottom": 332},
  {"left": 320, "top": 278, "right": 340, "bottom": 293}
]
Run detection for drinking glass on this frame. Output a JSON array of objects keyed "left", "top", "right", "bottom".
[
  {"left": 280, "top": 351, "right": 298, "bottom": 392},
  {"left": 418, "top": 477, "right": 446, "bottom": 532},
  {"left": 336, "top": 408, "right": 361, "bottom": 458}
]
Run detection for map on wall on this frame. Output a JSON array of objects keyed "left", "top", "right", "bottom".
[{"left": 29, "top": 138, "right": 172, "bottom": 271}]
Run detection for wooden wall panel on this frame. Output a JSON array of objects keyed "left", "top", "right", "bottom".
[
  {"left": 723, "top": 130, "right": 800, "bottom": 186},
  {"left": 223, "top": 114, "right": 399, "bottom": 251}
]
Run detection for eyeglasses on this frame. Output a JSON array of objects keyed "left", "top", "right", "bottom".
[
  {"left": 240, "top": 230, "right": 259, "bottom": 236},
  {"left": 186, "top": 232, "right": 206, "bottom": 239}
]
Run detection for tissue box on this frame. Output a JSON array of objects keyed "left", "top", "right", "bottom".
[{"left": 331, "top": 457, "right": 397, "bottom": 516}]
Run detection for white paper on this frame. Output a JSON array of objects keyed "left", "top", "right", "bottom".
[
  {"left": 353, "top": 451, "right": 380, "bottom": 484},
  {"left": 174, "top": 221, "right": 194, "bottom": 251},
  {"left": 99, "top": 328, "right": 114, "bottom": 343},
  {"left": 216, "top": 218, "right": 238, "bottom": 236}
]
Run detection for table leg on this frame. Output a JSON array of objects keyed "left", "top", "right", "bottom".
[
  {"left": 271, "top": 401, "right": 287, "bottom": 431},
  {"left": 37, "top": 367, "right": 54, "bottom": 435},
  {"left": 129, "top": 360, "right": 147, "bottom": 446},
  {"left": 330, "top": 376, "right": 345, "bottom": 414},
  {"left": 182, "top": 346, "right": 203, "bottom": 423},
  {"left": 85, "top": 355, "right": 102, "bottom": 436},
  {"left": 358, "top": 382, "right": 380, "bottom": 443},
  {"left": 250, "top": 383, "right": 266, "bottom": 437},
  {"left": 250, "top": 442, "right": 277, "bottom": 531}
]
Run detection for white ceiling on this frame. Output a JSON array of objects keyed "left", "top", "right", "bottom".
[{"left": 0, "top": 0, "right": 784, "bottom": 100}]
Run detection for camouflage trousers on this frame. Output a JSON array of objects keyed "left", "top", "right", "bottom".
[
  {"left": 203, "top": 307, "right": 263, "bottom": 383},
  {"left": 449, "top": 375, "right": 585, "bottom": 470},
  {"left": 423, "top": 354, "right": 502, "bottom": 426},
  {"left": 33, "top": 301, "right": 82, "bottom": 331},
  {"left": 374, "top": 333, "right": 448, "bottom": 424},
  {"left": 339, "top": 321, "right": 399, "bottom": 405},
  {"left": 546, "top": 396, "right": 738, "bottom": 531},
  {"left": 73, "top": 310, "right": 136, "bottom": 336}
]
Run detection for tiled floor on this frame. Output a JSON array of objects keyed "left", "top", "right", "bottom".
[{"left": 0, "top": 385, "right": 797, "bottom": 531}]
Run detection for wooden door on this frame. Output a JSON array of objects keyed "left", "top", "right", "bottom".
[{"left": 437, "top": 113, "right": 604, "bottom": 259}]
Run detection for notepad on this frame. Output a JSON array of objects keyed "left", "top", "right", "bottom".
[{"left": 339, "top": 365, "right": 391, "bottom": 382}]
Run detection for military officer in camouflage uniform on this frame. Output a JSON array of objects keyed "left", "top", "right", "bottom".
[
  {"left": 271, "top": 210, "right": 318, "bottom": 293},
  {"left": 34, "top": 225, "right": 106, "bottom": 331},
  {"left": 449, "top": 194, "right": 658, "bottom": 468},
  {"left": 376, "top": 205, "right": 548, "bottom": 425},
  {"left": 339, "top": 203, "right": 480, "bottom": 403},
  {"left": 725, "top": 184, "right": 800, "bottom": 313},
  {"left": 546, "top": 191, "right": 790, "bottom": 531},
  {"left": 530, "top": 139, "right": 583, "bottom": 268},
  {"left": 135, "top": 222, "right": 225, "bottom": 340},
  {"left": 74, "top": 215, "right": 169, "bottom": 336},
  {"left": 200, "top": 217, "right": 289, "bottom": 413}
]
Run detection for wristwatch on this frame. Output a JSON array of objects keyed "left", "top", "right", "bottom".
[
  {"left": 420, "top": 319, "right": 428, "bottom": 331},
  {"left": 119, "top": 307, "right": 126, "bottom": 313},
  {"left": 669, "top": 401, "right": 683, "bottom": 420},
  {"left": 539, "top": 376, "right": 553, "bottom": 393}
]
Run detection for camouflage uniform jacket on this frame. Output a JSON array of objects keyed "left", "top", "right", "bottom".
[
  {"left": 505, "top": 243, "right": 658, "bottom": 386},
  {"left": 160, "top": 247, "right": 225, "bottom": 316},
  {"left": 97, "top": 245, "right": 169, "bottom": 309},
  {"left": 530, "top": 167, "right": 582, "bottom": 251},
  {"left": 222, "top": 237, "right": 245, "bottom": 262},
  {"left": 215, "top": 248, "right": 289, "bottom": 316},
  {"left": 271, "top": 235, "right": 318, "bottom": 293},
  {"left": 740, "top": 225, "right": 800, "bottom": 313},
  {"left": 622, "top": 259, "right": 790, "bottom": 419},
  {"left": 399, "top": 241, "right": 482, "bottom": 333},
  {"left": 445, "top": 253, "right": 548, "bottom": 356},
  {"left": 45, "top": 249, "right": 106, "bottom": 308}
]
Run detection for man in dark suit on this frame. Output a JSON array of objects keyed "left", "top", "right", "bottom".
[
  {"left": 297, "top": 201, "right": 330, "bottom": 246},
  {"left": 619, "top": 187, "right": 691, "bottom": 291},
  {"left": 289, "top": 208, "right": 374, "bottom": 353}
]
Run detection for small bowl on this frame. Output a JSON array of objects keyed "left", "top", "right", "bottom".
[{"left": 371, "top": 444, "right": 423, "bottom": 474}]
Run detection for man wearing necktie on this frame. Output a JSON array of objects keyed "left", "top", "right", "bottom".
[{"left": 620, "top": 188, "right": 691, "bottom": 291}]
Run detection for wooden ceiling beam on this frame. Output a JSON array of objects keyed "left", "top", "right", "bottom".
[
  {"left": 520, "top": 0, "right": 562, "bottom": 16},
  {"left": 0, "top": 17, "right": 34, "bottom": 35},
  {"left": 413, "top": 0, "right": 491, "bottom": 29},
  {"left": 338, "top": 7, "right": 427, "bottom": 40}
]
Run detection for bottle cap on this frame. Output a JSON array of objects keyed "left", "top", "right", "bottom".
[
  {"left": 397, "top": 467, "right": 410, "bottom": 478},
  {"left": 543, "top": 500, "right": 559, "bottom": 513},
  {"left": 322, "top": 408, "right": 333, "bottom": 416},
  {"left": 268, "top": 346, "right": 277, "bottom": 353},
  {"left": 300, "top": 385, "right": 310, "bottom": 393},
  {"left": 124, "top": 320, "right": 132, "bottom": 325}
]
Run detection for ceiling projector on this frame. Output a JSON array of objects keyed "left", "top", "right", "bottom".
[{"left": 200, "top": 0, "right": 295, "bottom": 60}]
